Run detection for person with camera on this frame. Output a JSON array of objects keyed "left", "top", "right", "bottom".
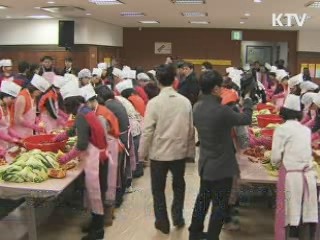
[{"left": 189, "top": 70, "right": 254, "bottom": 240}]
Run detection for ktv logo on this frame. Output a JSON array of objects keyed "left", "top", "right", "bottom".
[{"left": 272, "top": 13, "right": 308, "bottom": 27}]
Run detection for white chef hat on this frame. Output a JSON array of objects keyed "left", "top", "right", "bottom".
[
  {"left": 276, "top": 69, "right": 289, "bottom": 82},
  {"left": 112, "top": 68, "right": 124, "bottom": 79},
  {"left": 53, "top": 75, "right": 68, "bottom": 89},
  {"left": 31, "top": 74, "right": 51, "bottom": 92},
  {"left": 0, "top": 81, "right": 22, "bottom": 97},
  {"left": 122, "top": 66, "right": 131, "bottom": 72},
  {"left": 92, "top": 68, "right": 103, "bottom": 78},
  {"left": 60, "top": 79, "right": 81, "bottom": 100},
  {"left": 230, "top": 74, "right": 241, "bottom": 88},
  {"left": 64, "top": 73, "right": 79, "bottom": 85},
  {"left": 301, "top": 92, "right": 317, "bottom": 107},
  {"left": 312, "top": 93, "right": 320, "bottom": 108},
  {"left": 0, "top": 60, "right": 3, "bottom": 68},
  {"left": 243, "top": 64, "right": 251, "bottom": 71},
  {"left": 288, "top": 73, "right": 303, "bottom": 88},
  {"left": 148, "top": 70, "right": 156, "bottom": 77},
  {"left": 226, "top": 67, "right": 235, "bottom": 74},
  {"left": 283, "top": 94, "right": 301, "bottom": 111},
  {"left": 264, "top": 63, "right": 272, "bottom": 71},
  {"left": 78, "top": 69, "right": 92, "bottom": 79},
  {"left": 270, "top": 66, "right": 278, "bottom": 73},
  {"left": 115, "top": 79, "right": 133, "bottom": 94},
  {"left": 80, "top": 84, "right": 96, "bottom": 102},
  {"left": 1, "top": 59, "right": 12, "bottom": 67},
  {"left": 300, "top": 81, "right": 319, "bottom": 94},
  {"left": 97, "top": 62, "right": 107, "bottom": 70},
  {"left": 137, "top": 73, "right": 150, "bottom": 81}
]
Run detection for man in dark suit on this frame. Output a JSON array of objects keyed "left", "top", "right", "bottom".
[
  {"left": 189, "top": 70, "right": 253, "bottom": 240},
  {"left": 178, "top": 62, "right": 200, "bottom": 106}
]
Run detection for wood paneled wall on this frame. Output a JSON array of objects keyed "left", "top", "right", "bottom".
[{"left": 122, "top": 28, "right": 298, "bottom": 74}]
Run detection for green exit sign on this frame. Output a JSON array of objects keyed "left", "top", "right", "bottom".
[{"left": 231, "top": 31, "right": 243, "bottom": 41}]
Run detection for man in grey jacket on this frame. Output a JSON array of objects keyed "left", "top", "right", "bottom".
[{"left": 189, "top": 70, "right": 253, "bottom": 240}]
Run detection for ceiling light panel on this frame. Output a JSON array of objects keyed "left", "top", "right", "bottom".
[
  {"left": 305, "top": 1, "right": 320, "bottom": 8},
  {"left": 189, "top": 21, "right": 210, "bottom": 24},
  {"left": 253, "top": 0, "right": 262, "bottom": 3},
  {"left": 89, "top": 0, "right": 124, "bottom": 5},
  {"left": 27, "top": 15, "right": 53, "bottom": 19},
  {"left": 0, "top": 5, "right": 8, "bottom": 9},
  {"left": 182, "top": 12, "right": 208, "bottom": 17},
  {"left": 171, "top": 0, "right": 206, "bottom": 4},
  {"left": 139, "top": 20, "right": 159, "bottom": 24},
  {"left": 121, "top": 12, "right": 145, "bottom": 17}
]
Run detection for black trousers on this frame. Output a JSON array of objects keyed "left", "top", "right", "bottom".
[
  {"left": 189, "top": 177, "right": 233, "bottom": 240},
  {"left": 150, "top": 159, "right": 186, "bottom": 223},
  {"left": 99, "top": 161, "right": 108, "bottom": 204}
]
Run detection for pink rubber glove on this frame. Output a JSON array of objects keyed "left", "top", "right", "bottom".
[
  {"left": 8, "top": 128, "right": 22, "bottom": 140},
  {"left": 305, "top": 118, "right": 315, "bottom": 129},
  {"left": 53, "top": 132, "right": 68, "bottom": 142},
  {"left": 57, "top": 117, "right": 67, "bottom": 126},
  {"left": 0, "top": 130, "right": 19, "bottom": 143},
  {"left": 35, "top": 116, "right": 41, "bottom": 125},
  {"left": 312, "top": 132, "right": 320, "bottom": 142},
  {"left": 58, "top": 147, "right": 81, "bottom": 164},
  {"left": 301, "top": 114, "right": 311, "bottom": 125},
  {"left": 0, "top": 148, "right": 6, "bottom": 157},
  {"left": 58, "top": 110, "right": 69, "bottom": 121},
  {"left": 21, "top": 119, "right": 45, "bottom": 133},
  {"left": 272, "top": 92, "right": 285, "bottom": 100}
]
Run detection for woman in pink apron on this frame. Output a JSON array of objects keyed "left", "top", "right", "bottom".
[
  {"left": 272, "top": 70, "right": 289, "bottom": 111},
  {"left": 10, "top": 74, "right": 50, "bottom": 139},
  {"left": 55, "top": 81, "right": 108, "bottom": 240},
  {"left": 271, "top": 94, "right": 318, "bottom": 240},
  {"left": 38, "top": 76, "right": 69, "bottom": 133},
  {"left": 0, "top": 81, "right": 22, "bottom": 155}
]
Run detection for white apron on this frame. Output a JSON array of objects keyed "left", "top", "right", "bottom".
[
  {"left": 106, "top": 136, "right": 119, "bottom": 203},
  {"left": 10, "top": 94, "right": 36, "bottom": 139},
  {"left": 81, "top": 143, "right": 104, "bottom": 215},
  {"left": 42, "top": 72, "right": 56, "bottom": 85}
]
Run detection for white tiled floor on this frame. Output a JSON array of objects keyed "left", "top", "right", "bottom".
[{"left": 0, "top": 163, "right": 274, "bottom": 240}]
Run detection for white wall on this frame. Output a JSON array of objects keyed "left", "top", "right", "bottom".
[
  {"left": 0, "top": 18, "right": 123, "bottom": 47},
  {"left": 298, "top": 30, "right": 320, "bottom": 52}
]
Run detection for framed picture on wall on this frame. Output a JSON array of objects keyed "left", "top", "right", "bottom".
[{"left": 246, "top": 46, "right": 273, "bottom": 64}]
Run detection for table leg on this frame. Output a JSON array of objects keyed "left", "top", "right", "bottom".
[{"left": 26, "top": 197, "right": 37, "bottom": 240}]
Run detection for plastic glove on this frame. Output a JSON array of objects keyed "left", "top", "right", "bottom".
[
  {"left": 312, "top": 132, "right": 320, "bottom": 142},
  {"left": 53, "top": 132, "right": 68, "bottom": 142},
  {"left": 58, "top": 147, "right": 81, "bottom": 164},
  {"left": 21, "top": 119, "right": 45, "bottom": 133},
  {"left": 57, "top": 117, "right": 67, "bottom": 126},
  {"left": 0, "top": 148, "right": 6, "bottom": 157},
  {"left": 8, "top": 128, "right": 22, "bottom": 140},
  {"left": 0, "top": 130, "right": 19, "bottom": 143},
  {"left": 58, "top": 110, "right": 69, "bottom": 121}
]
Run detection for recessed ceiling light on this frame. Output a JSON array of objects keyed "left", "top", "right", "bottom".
[
  {"left": 89, "top": 0, "right": 124, "bottom": 5},
  {"left": 6, "top": 16, "right": 12, "bottom": 19},
  {"left": 27, "top": 15, "right": 53, "bottom": 19},
  {"left": 86, "top": 13, "right": 92, "bottom": 16},
  {"left": 121, "top": 12, "right": 145, "bottom": 17},
  {"left": 171, "top": 0, "right": 206, "bottom": 4},
  {"left": 34, "top": 7, "right": 41, "bottom": 9},
  {"left": 189, "top": 21, "right": 210, "bottom": 24},
  {"left": 305, "top": 1, "right": 320, "bottom": 8},
  {"left": 253, "top": 0, "right": 262, "bottom": 3},
  {"left": 47, "top": 1, "right": 55, "bottom": 4},
  {"left": 240, "top": 21, "right": 245, "bottom": 24},
  {"left": 244, "top": 13, "right": 251, "bottom": 17},
  {"left": 0, "top": 5, "right": 8, "bottom": 9},
  {"left": 138, "top": 20, "right": 159, "bottom": 24},
  {"left": 182, "top": 12, "right": 208, "bottom": 17}
]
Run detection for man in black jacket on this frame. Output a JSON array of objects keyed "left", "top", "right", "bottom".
[
  {"left": 178, "top": 62, "right": 200, "bottom": 106},
  {"left": 189, "top": 70, "right": 253, "bottom": 240}
]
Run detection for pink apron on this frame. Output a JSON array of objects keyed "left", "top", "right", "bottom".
[
  {"left": 106, "top": 136, "right": 119, "bottom": 203},
  {"left": 275, "top": 165, "right": 312, "bottom": 240},
  {"left": 0, "top": 106, "right": 10, "bottom": 150},
  {"left": 42, "top": 72, "right": 56, "bottom": 84},
  {"left": 40, "top": 101, "right": 61, "bottom": 133},
  {"left": 10, "top": 96, "right": 36, "bottom": 139},
  {"left": 81, "top": 143, "right": 104, "bottom": 215}
]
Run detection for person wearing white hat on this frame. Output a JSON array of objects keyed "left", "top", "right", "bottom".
[
  {"left": 300, "top": 81, "right": 319, "bottom": 95},
  {"left": 0, "top": 59, "right": 14, "bottom": 84},
  {"left": 300, "top": 92, "right": 317, "bottom": 129},
  {"left": 97, "top": 63, "right": 109, "bottom": 85},
  {"left": 92, "top": 68, "right": 103, "bottom": 88},
  {"left": 0, "top": 81, "right": 22, "bottom": 152},
  {"left": 272, "top": 94, "right": 318, "bottom": 240},
  {"left": 38, "top": 75, "right": 69, "bottom": 133},
  {"left": 112, "top": 68, "right": 124, "bottom": 86},
  {"left": 136, "top": 73, "right": 150, "bottom": 87},
  {"left": 78, "top": 68, "right": 92, "bottom": 87},
  {"left": 270, "top": 69, "right": 290, "bottom": 110},
  {"left": 288, "top": 73, "right": 303, "bottom": 95},
  {"left": 10, "top": 74, "right": 50, "bottom": 138},
  {"left": 55, "top": 80, "right": 108, "bottom": 240}
]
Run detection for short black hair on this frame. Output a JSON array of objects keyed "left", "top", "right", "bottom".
[
  {"left": 27, "top": 84, "right": 40, "bottom": 94},
  {"left": 144, "top": 83, "right": 160, "bottom": 99},
  {"left": 64, "top": 96, "right": 85, "bottom": 115},
  {"left": 280, "top": 107, "right": 302, "bottom": 121},
  {"left": 0, "top": 92, "right": 14, "bottom": 100},
  {"left": 156, "top": 64, "right": 176, "bottom": 87},
  {"left": 41, "top": 56, "right": 53, "bottom": 62},
  {"left": 121, "top": 89, "right": 135, "bottom": 99},
  {"left": 199, "top": 70, "right": 223, "bottom": 95},
  {"left": 176, "top": 61, "right": 185, "bottom": 69},
  {"left": 202, "top": 61, "right": 213, "bottom": 70},
  {"left": 95, "top": 85, "right": 115, "bottom": 103},
  {"left": 182, "top": 62, "right": 194, "bottom": 70},
  {"left": 65, "top": 57, "right": 73, "bottom": 63},
  {"left": 268, "top": 72, "right": 276, "bottom": 77},
  {"left": 18, "top": 61, "right": 30, "bottom": 73}
]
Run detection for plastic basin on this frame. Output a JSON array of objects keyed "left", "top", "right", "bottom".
[
  {"left": 23, "top": 134, "right": 67, "bottom": 152},
  {"left": 257, "top": 103, "right": 276, "bottom": 113},
  {"left": 257, "top": 114, "right": 283, "bottom": 128}
]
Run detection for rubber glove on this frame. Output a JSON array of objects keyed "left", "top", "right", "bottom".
[
  {"left": 0, "top": 130, "right": 20, "bottom": 143},
  {"left": 58, "top": 147, "right": 81, "bottom": 164},
  {"left": 53, "top": 132, "right": 68, "bottom": 142},
  {"left": 58, "top": 110, "right": 69, "bottom": 121},
  {"left": 312, "top": 132, "right": 320, "bottom": 142},
  {"left": 8, "top": 128, "right": 21, "bottom": 140},
  {"left": 0, "top": 148, "right": 6, "bottom": 158},
  {"left": 57, "top": 117, "right": 67, "bottom": 126},
  {"left": 21, "top": 119, "right": 46, "bottom": 133}
]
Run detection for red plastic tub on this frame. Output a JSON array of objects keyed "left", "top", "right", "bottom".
[
  {"left": 257, "top": 114, "right": 283, "bottom": 128},
  {"left": 261, "top": 128, "right": 275, "bottom": 138},
  {"left": 23, "top": 134, "right": 67, "bottom": 152},
  {"left": 66, "top": 120, "right": 75, "bottom": 128},
  {"left": 257, "top": 103, "right": 276, "bottom": 113}
]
